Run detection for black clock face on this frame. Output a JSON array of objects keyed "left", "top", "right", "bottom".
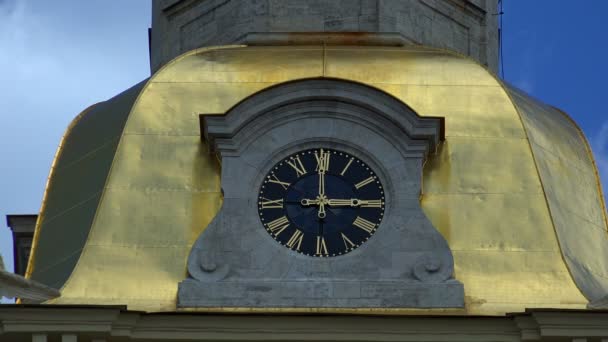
[{"left": 258, "top": 148, "right": 385, "bottom": 257}]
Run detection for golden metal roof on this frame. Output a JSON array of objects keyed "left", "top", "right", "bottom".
[{"left": 27, "top": 45, "right": 608, "bottom": 315}]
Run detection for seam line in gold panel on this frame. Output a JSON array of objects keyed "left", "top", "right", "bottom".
[
  {"left": 149, "top": 81, "right": 506, "bottom": 87},
  {"left": 494, "top": 82, "right": 588, "bottom": 301},
  {"left": 324, "top": 44, "right": 483, "bottom": 61},
  {"left": 122, "top": 133, "right": 201, "bottom": 137},
  {"left": 441, "top": 136, "right": 524, "bottom": 139},
  {"left": 153, "top": 44, "right": 247, "bottom": 77},
  {"left": 529, "top": 140, "right": 595, "bottom": 176},
  {"left": 592, "top": 273, "right": 608, "bottom": 280},
  {"left": 240, "top": 46, "right": 325, "bottom": 51},
  {"left": 86, "top": 244, "right": 191, "bottom": 248},
  {"left": 438, "top": 136, "right": 527, "bottom": 139},
  {"left": 25, "top": 103, "right": 99, "bottom": 279},
  {"left": 451, "top": 249, "right": 556, "bottom": 252},
  {"left": 586, "top": 271, "right": 608, "bottom": 280},
  {"left": 558, "top": 206, "right": 606, "bottom": 231},
  {"left": 26, "top": 247, "right": 84, "bottom": 280},
  {"left": 53, "top": 136, "right": 119, "bottom": 172},
  {"left": 39, "top": 190, "right": 102, "bottom": 225},
  {"left": 55, "top": 82, "right": 155, "bottom": 295},
  {"left": 552, "top": 106, "right": 608, "bottom": 232},
  {"left": 424, "top": 192, "right": 543, "bottom": 195},
  {"left": 243, "top": 45, "right": 463, "bottom": 55},
  {"left": 104, "top": 189, "right": 220, "bottom": 194}
]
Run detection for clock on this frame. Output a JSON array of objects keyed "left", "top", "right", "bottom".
[{"left": 258, "top": 148, "right": 385, "bottom": 257}]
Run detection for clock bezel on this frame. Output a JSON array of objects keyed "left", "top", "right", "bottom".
[{"left": 252, "top": 140, "right": 393, "bottom": 259}]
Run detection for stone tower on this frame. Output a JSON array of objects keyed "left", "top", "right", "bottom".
[{"left": 150, "top": 0, "right": 499, "bottom": 73}]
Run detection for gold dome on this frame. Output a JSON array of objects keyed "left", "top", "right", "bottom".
[{"left": 26, "top": 45, "right": 608, "bottom": 315}]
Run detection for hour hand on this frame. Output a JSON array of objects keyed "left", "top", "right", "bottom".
[
  {"left": 301, "top": 198, "right": 320, "bottom": 206},
  {"left": 300, "top": 198, "right": 327, "bottom": 219}
]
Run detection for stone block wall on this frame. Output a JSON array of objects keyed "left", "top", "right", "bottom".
[{"left": 150, "top": 0, "right": 499, "bottom": 73}]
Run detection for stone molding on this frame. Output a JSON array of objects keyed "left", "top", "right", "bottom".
[
  {"left": 202, "top": 79, "right": 443, "bottom": 157},
  {"left": 240, "top": 32, "right": 418, "bottom": 47},
  {"left": 0, "top": 306, "right": 607, "bottom": 341}
]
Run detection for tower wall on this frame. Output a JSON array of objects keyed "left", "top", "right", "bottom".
[{"left": 150, "top": 0, "right": 499, "bottom": 73}]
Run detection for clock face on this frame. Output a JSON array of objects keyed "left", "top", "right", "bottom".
[{"left": 258, "top": 148, "right": 385, "bottom": 257}]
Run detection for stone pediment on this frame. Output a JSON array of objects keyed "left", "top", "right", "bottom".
[{"left": 179, "top": 78, "right": 462, "bottom": 308}]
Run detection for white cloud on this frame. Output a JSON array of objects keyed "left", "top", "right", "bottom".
[
  {"left": 514, "top": 78, "right": 534, "bottom": 94},
  {"left": 0, "top": 1, "right": 60, "bottom": 82},
  {"left": 507, "top": 29, "right": 555, "bottom": 97},
  {"left": 510, "top": 44, "right": 536, "bottom": 94}
]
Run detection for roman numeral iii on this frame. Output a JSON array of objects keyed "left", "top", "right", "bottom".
[
  {"left": 353, "top": 216, "right": 376, "bottom": 233},
  {"left": 361, "top": 199, "right": 382, "bottom": 208}
]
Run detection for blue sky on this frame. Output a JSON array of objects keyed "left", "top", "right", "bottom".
[
  {"left": 502, "top": 1, "right": 608, "bottom": 187},
  {"left": 0, "top": 1, "right": 606, "bottom": 280}
]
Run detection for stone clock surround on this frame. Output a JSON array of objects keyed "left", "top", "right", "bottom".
[{"left": 179, "top": 79, "right": 464, "bottom": 308}]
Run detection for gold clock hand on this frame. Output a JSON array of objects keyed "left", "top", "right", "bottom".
[
  {"left": 327, "top": 199, "right": 355, "bottom": 206},
  {"left": 300, "top": 198, "right": 320, "bottom": 206},
  {"left": 318, "top": 201, "right": 326, "bottom": 219},
  {"left": 315, "top": 148, "right": 329, "bottom": 197},
  {"left": 358, "top": 199, "right": 383, "bottom": 208},
  {"left": 326, "top": 199, "right": 382, "bottom": 207},
  {"left": 314, "top": 148, "right": 330, "bottom": 219},
  {"left": 319, "top": 171, "right": 325, "bottom": 196}
]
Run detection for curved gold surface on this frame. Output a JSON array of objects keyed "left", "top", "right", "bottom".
[
  {"left": 25, "top": 102, "right": 96, "bottom": 280},
  {"left": 39, "top": 44, "right": 606, "bottom": 315},
  {"left": 506, "top": 86, "right": 608, "bottom": 303},
  {"left": 25, "top": 81, "right": 148, "bottom": 290}
]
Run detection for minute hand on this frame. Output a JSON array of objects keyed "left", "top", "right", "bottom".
[
  {"left": 326, "top": 198, "right": 367, "bottom": 207},
  {"left": 327, "top": 199, "right": 382, "bottom": 207}
]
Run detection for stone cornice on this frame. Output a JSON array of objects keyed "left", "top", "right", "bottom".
[{"left": 0, "top": 306, "right": 607, "bottom": 341}]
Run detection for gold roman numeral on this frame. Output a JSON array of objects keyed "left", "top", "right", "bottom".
[
  {"left": 355, "top": 176, "right": 375, "bottom": 189},
  {"left": 267, "top": 216, "right": 289, "bottom": 236},
  {"left": 268, "top": 174, "right": 290, "bottom": 189},
  {"left": 341, "top": 233, "right": 356, "bottom": 249},
  {"left": 361, "top": 199, "right": 382, "bottom": 208},
  {"left": 316, "top": 236, "right": 328, "bottom": 256},
  {"left": 260, "top": 197, "right": 284, "bottom": 209},
  {"left": 286, "top": 229, "right": 304, "bottom": 251},
  {"left": 353, "top": 216, "right": 376, "bottom": 233},
  {"left": 340, "top": 157, "right": 354, "bottom": 176},
  {"left": 315, "top": 149, "right": 330, "bottom": 172},
  {"left": 286, "top": 155, "right": 307, "bottom": 177}
]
